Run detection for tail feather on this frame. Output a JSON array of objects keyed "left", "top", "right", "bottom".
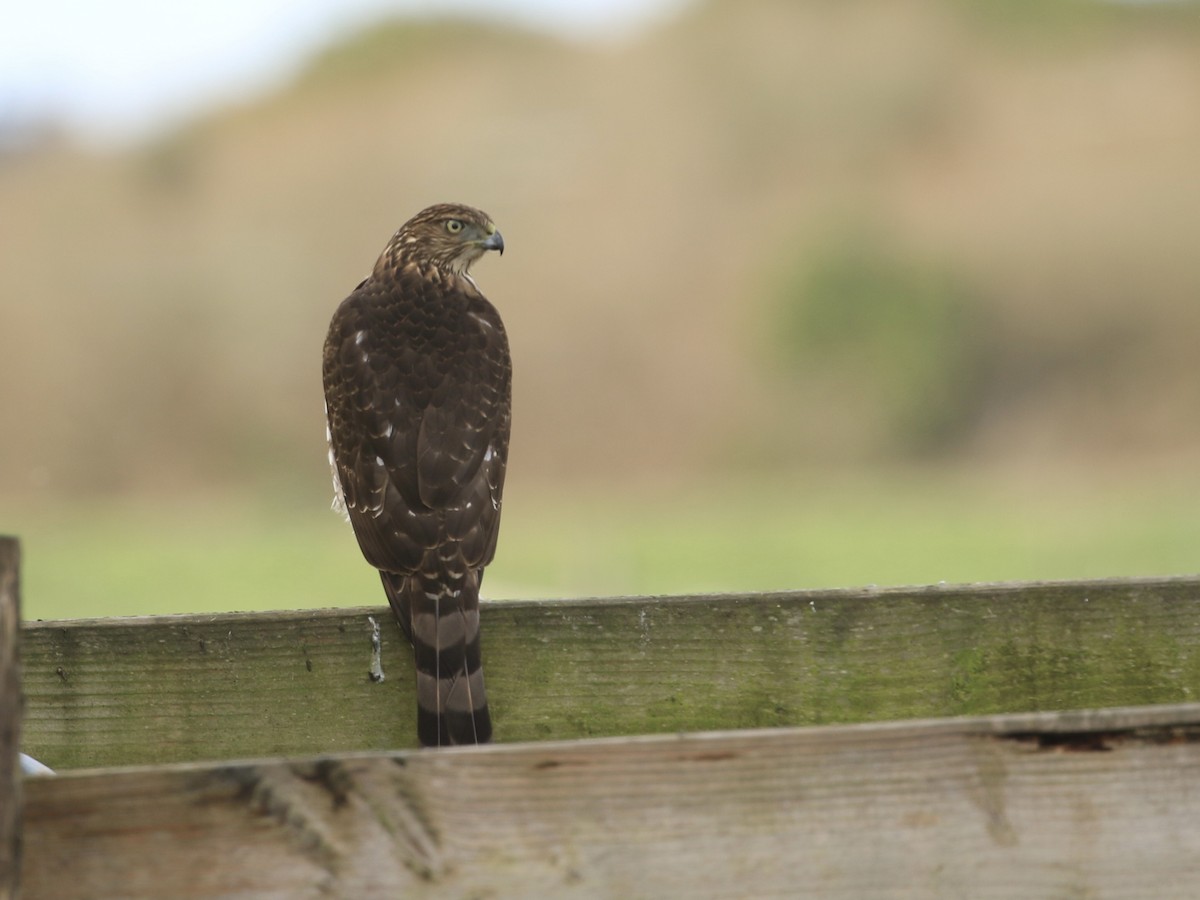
[{"left": 381, "top": 566, "right": 492, "bottom": 747}]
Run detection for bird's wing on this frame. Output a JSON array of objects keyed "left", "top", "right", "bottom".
[
  {"left": 323, "top": 280, "right": 510, "bottom": 574},
  {"left": 413, "top": 307, "right": 511, "bottom": 567}
]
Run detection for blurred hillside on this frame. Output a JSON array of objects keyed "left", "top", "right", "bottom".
[{"left": 3, "top": 0, "right": 1200, "bottom": 505}]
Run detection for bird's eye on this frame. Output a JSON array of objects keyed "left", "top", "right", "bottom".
[{"left": 445, "top": 219, "right": 464, "bottom": 234}]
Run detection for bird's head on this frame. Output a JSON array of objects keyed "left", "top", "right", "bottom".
[{"left": 381, "top": 203, "right": 504, "bottom": 278}]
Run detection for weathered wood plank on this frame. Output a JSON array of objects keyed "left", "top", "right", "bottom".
[
  {"left": 0, "top": 537, "right": 20, "bottom": 899},
  {"left": 21, "top": 577, "right": 1200, "bottom": 768},
  {"left": 21, "top": 704, "right": 1200, "bottom": 899}
]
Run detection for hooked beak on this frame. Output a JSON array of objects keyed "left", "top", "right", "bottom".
[{"left": 481, "top": 229, "right": 505, "bottom": 256}]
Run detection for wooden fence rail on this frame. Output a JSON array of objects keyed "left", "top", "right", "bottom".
[
  {"left": 20, "top": 575, "right": 1200, "bottom": 767},
  {"left": 21, "top": 705, "right": 1200, "bottom": 898},
  {"left": 8, "top": 544, "right": 1200, "bottom": 897}
]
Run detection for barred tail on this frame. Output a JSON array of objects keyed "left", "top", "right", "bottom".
[{"left": 381, "top": 566, "right": 492, "bottom": 747}]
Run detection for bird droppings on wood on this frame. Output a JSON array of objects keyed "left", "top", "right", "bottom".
[{"left": 367, "top": 615, "right": 385, "bottom": 683}]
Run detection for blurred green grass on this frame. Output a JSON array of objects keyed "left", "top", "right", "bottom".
[{"left": 10, "top": 469, "right": 1198, "bottom": 620}]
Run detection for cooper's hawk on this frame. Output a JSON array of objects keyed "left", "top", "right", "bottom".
[{"left": 322, "top": 203, "right": 511, "bottom": 747}]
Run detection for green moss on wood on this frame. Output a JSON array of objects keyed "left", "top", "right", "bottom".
[{"left": 20, "top": 577, "right": 1200, "bottom": 768}]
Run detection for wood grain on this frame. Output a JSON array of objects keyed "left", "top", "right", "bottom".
[
  {"left": 21, "top": 704, "right": 1200, "bottom": 899},
  {"left": 21, "top": 577, "right": 1200, "bottom": 767}
]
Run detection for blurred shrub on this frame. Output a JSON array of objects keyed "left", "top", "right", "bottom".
[{"left": 771, "top": 231, "right": 994, "bottom": 456}]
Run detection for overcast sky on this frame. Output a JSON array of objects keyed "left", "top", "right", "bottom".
[{"left": 2, "top": 0, "right": 685, "bottom": 144}]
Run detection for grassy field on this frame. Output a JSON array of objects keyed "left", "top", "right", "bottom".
[{"left": 9, "top": 467, "right": 1198, "bottom": 620}]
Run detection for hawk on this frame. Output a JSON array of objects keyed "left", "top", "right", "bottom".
[{"left": 322, "top": 203, "right": 511, "bottom": 747}]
